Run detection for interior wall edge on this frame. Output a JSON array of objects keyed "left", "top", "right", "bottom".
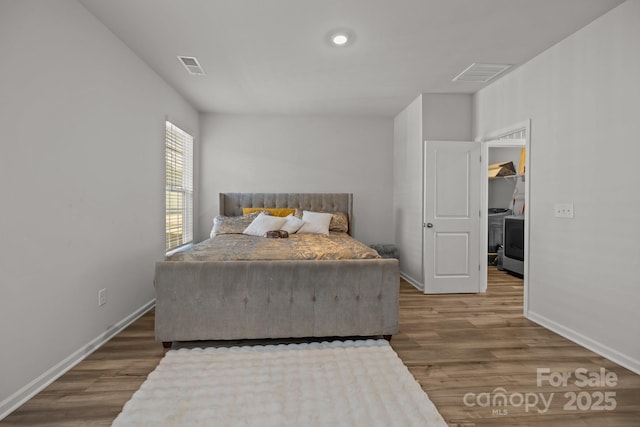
[
  {"left": 527, "top": 310, "right": 640, "bottom": 375},
  {"left": 399, "top": 272, "right": 424, "bottom": 292}
]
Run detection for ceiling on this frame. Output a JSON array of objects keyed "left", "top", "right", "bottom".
[{"left": 80, "top": 0, "right": 624, "bottom": 117}]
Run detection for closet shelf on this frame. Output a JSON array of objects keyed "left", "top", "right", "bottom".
[{"left": 489, "top": 174, "right": 525, "bottom": 181}]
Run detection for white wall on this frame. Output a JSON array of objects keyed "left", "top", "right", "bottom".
[
  {"left": 198, "top": 114, "right": 394, "bottom": 245},
  {"left": 393, "top": 95, "right": 424, "bottom": 286},
  {"left": 422, "top": 94, "right": 473, "bottom": 141},
  {"left": 393, "top": 94, "right": 473, "bottom": 289},
  {"left": 474, "top": 0, "right": 640, "bottom": 372},
  {"left": 0, "top": 0, "right": 199, "bottom": 414}
]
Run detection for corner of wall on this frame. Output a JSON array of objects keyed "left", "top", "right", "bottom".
[{"left": 421, "top": 93, "right": 473, "bottom": 141}]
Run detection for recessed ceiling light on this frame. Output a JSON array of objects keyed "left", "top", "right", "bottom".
[
  {"left": 332, "top": 33, "right": 348, "bottom": 46},
  {"left": 328, "top": 30, "right": 354, "bottom": 47}
]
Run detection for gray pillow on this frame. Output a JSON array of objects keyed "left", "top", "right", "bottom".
[{"left": 210, "top": 211, "right": 265, "bottom": 237}]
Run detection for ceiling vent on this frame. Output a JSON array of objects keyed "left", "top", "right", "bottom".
[
  {"left": 178, "top": 56, "right": 205, "bottom": 75},
  {"left": 452, "top": 63, "right": 512, "bottom": 83}
]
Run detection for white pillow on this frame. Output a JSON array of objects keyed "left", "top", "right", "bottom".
[
  {"left": 297, "top": 211, "right": 332, "bottom": 235},
  {"left": 280, "top": 214, "right": 305, "bottom": 234},
  {"left": 243, "top": 213, "right": 287, "bottom": 237}
]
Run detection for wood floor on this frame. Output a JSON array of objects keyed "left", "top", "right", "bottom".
[
  {"left": 2, "top": 268, "right": 639, "bottom": 426},
  {"left": 393, "top": 268, "right": 640, "bottom": 426}
]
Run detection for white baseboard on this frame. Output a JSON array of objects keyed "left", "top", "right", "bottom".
[
  {"left": 0, "top": 299, "right": 156, "bottom": 421},
  {"left": 400, "top": 272, "right": 424, "bottom": 292},
  {"left": 527, "top": 310, "right": 640, "bottom": 375}
]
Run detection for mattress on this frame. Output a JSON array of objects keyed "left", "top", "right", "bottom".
[{"left": 166, "top": 232, "right": 380, "bottom": 262}]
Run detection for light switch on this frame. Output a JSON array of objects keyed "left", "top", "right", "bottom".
[{"left": 554, "top": 203, "right": 574, "bottom": 218}]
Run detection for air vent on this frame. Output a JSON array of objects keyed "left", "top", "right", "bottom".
[
  {"left": 452, "top": 63, "right": 512, "bottom": 83},
  {"left": 178, "top": 56, "right": 205, "bottom": 75}
]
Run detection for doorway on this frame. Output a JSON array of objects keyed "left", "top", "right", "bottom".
[{"left": 479, "top": 121, "right": 530, "bottom": 314}]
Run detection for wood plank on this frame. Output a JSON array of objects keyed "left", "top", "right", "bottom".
[
  {"left": 2, "top": 268, "right": 638, "bottom": 426},
  {"left": 391, "top": 268, "right": 640, "bottom": 425}
]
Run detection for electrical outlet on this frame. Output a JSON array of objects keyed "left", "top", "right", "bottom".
[
  {"left": 554, "top": 203, "right": 574, "bottom": 218},
  {"left": 98, "top": 288, "right": 107, "bottom": 307}
]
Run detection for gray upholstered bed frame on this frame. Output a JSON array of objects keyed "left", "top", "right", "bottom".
[
  {"left": 154, "top": 193, "right": 399, "bottom": 346},
  {"left": 219, "top": 193, "right": 355, "bottom": 235}
]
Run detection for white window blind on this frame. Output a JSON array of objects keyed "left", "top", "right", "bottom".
[{"left": 165, "top": 121, "right": 193, "bottom": 252}]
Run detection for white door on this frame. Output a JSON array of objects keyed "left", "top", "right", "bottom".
[{"left": 424, "top": 140, "right": 481, "bottom": 293}]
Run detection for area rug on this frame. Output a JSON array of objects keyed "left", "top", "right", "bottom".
[{"left": 113, "top": 339, "right": 447, "bottom": 426}]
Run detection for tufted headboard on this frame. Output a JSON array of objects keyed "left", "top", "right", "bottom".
[{"left": 219, "top": 193, "right": 354, "bottom": 236}]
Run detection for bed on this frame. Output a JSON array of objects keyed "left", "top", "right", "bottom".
[{"left": 154, "top": 193, "right": 399, "bottom": 346}]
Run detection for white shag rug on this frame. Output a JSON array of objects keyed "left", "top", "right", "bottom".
[{"left": 113, "top": 339, "right": 447, "bottom": 427}]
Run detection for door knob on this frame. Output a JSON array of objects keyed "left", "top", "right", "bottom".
[{"left": 426, "top": 223, "right": 433, "bottom": 228}]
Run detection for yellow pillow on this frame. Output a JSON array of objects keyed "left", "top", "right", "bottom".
[{"left": 242, "top": 207, "right": 296, "bottom": 217}]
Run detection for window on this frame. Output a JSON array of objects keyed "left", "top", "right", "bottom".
[{"left": 165, "top": 121, "right": 193, "bottom": 252}]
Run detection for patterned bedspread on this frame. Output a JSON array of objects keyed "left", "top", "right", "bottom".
[{"left": 166, "top": 232, "right": 380, "bottom": 261}]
